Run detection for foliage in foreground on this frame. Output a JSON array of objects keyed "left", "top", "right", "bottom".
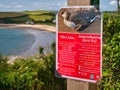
[
  {"left": 0, "top": 42, "right": 66, "bottom": 90},
  {"left": 1, "top": 12, "right": 120, "bottom": 89},
  {"left": 99, "top": 12, "right": 120, "bottom": 89}
]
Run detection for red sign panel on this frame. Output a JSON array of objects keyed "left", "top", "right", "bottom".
[
  {"left": 56, "top": 6, "right": 102, "bottom": 83},
  {"left": 56, "top": 33, "right": 101, "bottom": 82}
]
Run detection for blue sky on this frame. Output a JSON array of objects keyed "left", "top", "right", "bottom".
[
  {"left": 0, "top": 0, "right": 67, "bottom": 12},
  {"left": 100, "top": 0, "right": 118, "bottom": 11},
  {"left": 0, "top": 0, "right": 118, "bottom": 12}
]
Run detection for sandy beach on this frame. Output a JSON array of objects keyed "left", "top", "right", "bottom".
[
  {"left": 0, "top": 24, "right": 56, "bottom": 58},
  {"left": 0, "top": 24, "right": 56, "bottom": 32},
  {"left": 20, "top": 29, "right": 56, "bottom": 57}
]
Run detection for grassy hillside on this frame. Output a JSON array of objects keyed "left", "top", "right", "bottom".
[
  {"left": 0, "top": 12, "right": 25, "bottom": 18},
  {"left": 0, "top": 10, "right": 56, "bottom": 25}
]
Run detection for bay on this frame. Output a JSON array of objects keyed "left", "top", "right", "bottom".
[{"left": 0, "top": 28, "right": 55, "bottom": 56}]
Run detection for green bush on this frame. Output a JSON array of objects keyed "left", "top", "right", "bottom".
[
  {"left": 100, "top": 12, "right": 120, "bottom": 89},
  {"left": 0, "top": 42, "right": 66, "bottom": 90}
]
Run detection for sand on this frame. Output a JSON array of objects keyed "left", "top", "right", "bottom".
[
  {"left": 0, "top": 24, "right": 56, "bottom": 32},
  {"left": 20, "top": 29, "right": 55, "bottom": 57}
]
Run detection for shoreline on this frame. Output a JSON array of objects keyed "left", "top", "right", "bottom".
[
  {"left": 0, "top": 24, "right": 56, "bottom": 33},
  {"left": 19, "top": 29, "right": 55, "bottom": 57},
  {"left": 0, "top": 24, "right": 56, "bottom": 60}
]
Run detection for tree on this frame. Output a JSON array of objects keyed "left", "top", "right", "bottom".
[
  {"left": 91, "top": 0, "right": 99, "bottom": 9},
  {"left": 117, "top": 0, "right": 119, "bottom": 8},
  {"left": 117, "top": 0, "right": 120, "bottom": 12}
]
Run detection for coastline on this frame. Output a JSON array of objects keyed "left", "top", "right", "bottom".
[
  {"left": 19, "top": 29, "right": 55, "bottom": 57},
  {"left": 0, "top": 24, "right": 56, "bottom": 60},
  {"left": 0, "top": 24, "right": 56, "bottom": 33}
]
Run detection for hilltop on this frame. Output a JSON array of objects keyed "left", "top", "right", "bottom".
[{"left": 0, "top": 10, "right": 56, "bottom": 25}]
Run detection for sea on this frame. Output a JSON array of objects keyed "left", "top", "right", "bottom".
[{"left": 0, "top": 28, "right": 55, "bottom": 56}]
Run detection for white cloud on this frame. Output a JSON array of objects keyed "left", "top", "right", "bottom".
[
  {"left": 31, "top": 1, "right": 67, "bottom": 10},
  {"left": 34, "top": 2, "right": 39, "bottom": 5},
  {"left": 4, "top": 5, "right": 13, "bottom": 8},
  {"left": 11, "top": 2, "right": 18, "bottom": 5},
  {"left": 33, "top": 2, "right": 61, "bottom": 9},
  {"left": 56, "top": 3, "right": 61, "bottom": 6},
  {"left": 33, "top": 2, "right": 45, "bottom": 7},
  {"left": 100, "top": 0, "right": 118, "bottom": 11},
  {"left": 110, "top": 0, "right": 117, "bottom": 6},
  {"left": 15, "top": 5, "right": 24, "bottom": 8},
  {"left": 100, "top": 5, "right": 107, "bottom": 8},
  {"left": 0, "top": 4, "right": 3, "bottom": 7}
]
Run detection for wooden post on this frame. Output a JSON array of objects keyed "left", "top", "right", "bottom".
[
  {"left": 67, "top": 0, "right": 98, "bottom": 90},
  {"left": 67, "top": 0, "right": 91, "bottom": 6}
]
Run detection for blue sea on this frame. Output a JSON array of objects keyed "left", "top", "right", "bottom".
[{"left": 0, "top": 28, "right": 35, "bottom": 56}]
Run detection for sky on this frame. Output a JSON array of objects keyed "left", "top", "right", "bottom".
[
  {"left": 100, "top": 0, "right": 118, "bottom": 11},
  {"left": 0, "top": 0, "right": 67, "bottom": 12},
  {"left": 0, "top": 0, "right": 118, "bottom": 12}
]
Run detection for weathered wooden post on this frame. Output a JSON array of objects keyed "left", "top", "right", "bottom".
[{"left": 67, "top": 0, "right": 98, "bottom": 90}]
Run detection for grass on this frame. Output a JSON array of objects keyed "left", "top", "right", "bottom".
[
  {"left": 23, "top": 10, "right": 52, "bottom": 15},
  {"left": 0, "top": 12, "right": 25, "bottom": 18},
  {"left": 29, "top": 15, "right": 53, "bottom": 21},
  {"left": 0, "top": 10, "right": 56, "bottom": 25}
]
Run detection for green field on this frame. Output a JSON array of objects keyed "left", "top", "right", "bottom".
[{"left": 0, "top": 10, "right": 56, "bottom": 25}]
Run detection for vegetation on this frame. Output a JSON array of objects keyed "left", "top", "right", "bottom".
[
  {"left": 117, "top": 0, "right": 120, "bottom": 12},
  {"left": 99, "top": 12, "right": 120, "bottom": 89},
  {"left": 1, "top": 2, "right": 120, "bottom": 89},
  {"left": 0, "top": 10, "right": 56, "bottom": 25},
  {"left": 0, "top": 42, "right": 66, "bottom": 90},
  {"left": 0, "top": 12, "right": 25, "bottom": 18},
  {"left": 91, "top": 0, "right": 99, "bottom": 9}
]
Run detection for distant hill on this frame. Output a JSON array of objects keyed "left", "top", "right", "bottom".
[{"left": 0, "top": 10, "right": 56, "bottom": 25}]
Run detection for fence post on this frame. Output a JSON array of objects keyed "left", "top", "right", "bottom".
[{"left": 67, "top": 0, "right": 98, "bottom": 90}]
